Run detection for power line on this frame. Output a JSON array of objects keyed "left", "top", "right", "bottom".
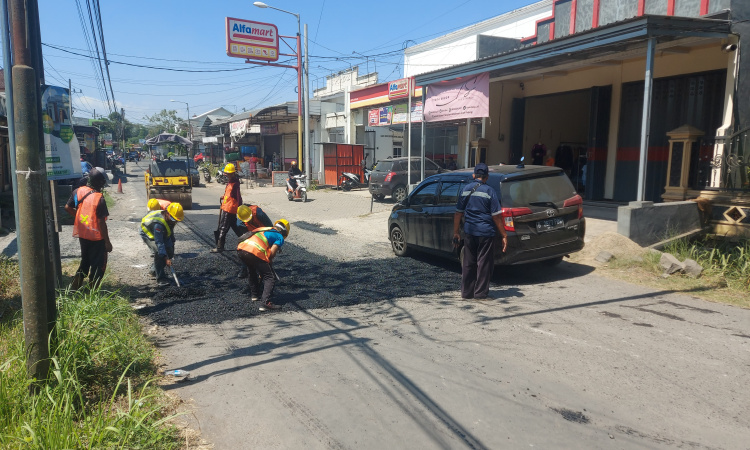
[
  {"left": 73, "top": 0, "right": 109, "bottom": 111},
  {"left": 83, "top": 0, "right": 112, "bottom": 113},
  {"left": 93, "top": 0, "right": 117, "bottom": 111}
]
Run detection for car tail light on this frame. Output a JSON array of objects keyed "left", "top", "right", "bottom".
[
  {"left": 384, "top": 171, "right": 396, "bottom": 182},
  {"left": 501, "top": 207, "right": 532, "bottom": 232},
  {"left": 563, "top": 194, "right": 583, "bottom": 219}
]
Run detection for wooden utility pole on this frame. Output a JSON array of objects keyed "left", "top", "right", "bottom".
[{"left": 10, "top": 0, "right": 50, "bottom": 382}]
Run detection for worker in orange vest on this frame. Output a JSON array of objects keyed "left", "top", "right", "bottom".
[
  {"left": 237, "top": 219, "right": 290, "bottom": 311},
  {"left": 147, "top": 198, "right": 171, "bottom": 211},
  {"left": 235, "top": 204, "right": 274, "bottom": 279},
  {"left": 211, "top": 163, "right": 243, "bottom": 252},
  {"left": 64, "top": 168, "right": 113, "bottom": 290}
]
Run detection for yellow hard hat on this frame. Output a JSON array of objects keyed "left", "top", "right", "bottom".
[
  {"left": 237, "top": 205, "right": 253, "bottom": 223},
  {"left": 224, "top": 163, "right": 236, "bottom": 174},
  {"left": 167, "top": 202, "right": 184, "bottom": 222},
  {"left": 147, "top": 198, "right": 160, "bottom": 211},
  {"left": 274, "top": 219, "right": 290, "bottom": 237}
]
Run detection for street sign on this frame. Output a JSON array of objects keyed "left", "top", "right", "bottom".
[{"left": 226, "top": 17, "right": 279, "bottom": 62}]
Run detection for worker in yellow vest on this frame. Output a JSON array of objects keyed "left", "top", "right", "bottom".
[
  {"left": 64, "top": 168, "right": 113, "bottom": 290},
  {"left": 237, "top": 219, "right": 289, "bottom": 311},
  {"left": 140, "top": 203, "right": 184, "bottom": 286}
]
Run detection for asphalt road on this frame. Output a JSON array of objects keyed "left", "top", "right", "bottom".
[{"left": 108, "top": 164, "right": 749, "bottom": 449}]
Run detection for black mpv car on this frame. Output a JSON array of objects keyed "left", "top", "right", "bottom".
[{"left": 387, "top": 164, "right": 585, "bottom": 266}]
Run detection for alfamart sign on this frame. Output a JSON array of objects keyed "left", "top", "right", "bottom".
[{"left": 226, "top": 17, "right": 279, "bottom": 62}]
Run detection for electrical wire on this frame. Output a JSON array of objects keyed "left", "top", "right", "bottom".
[{"left": 93, "top": 0, "right": 117, "bottom": 111}]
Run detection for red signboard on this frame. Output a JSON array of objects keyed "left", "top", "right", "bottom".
[
  {"left": 226, "top": 17, "right": 279, "bottom": 62},
  {"left": 368, "top": 109, "right": 379, "bottom": 126},
  {"left": 388, "top": 78, "right": 411, "bottom": 100}
]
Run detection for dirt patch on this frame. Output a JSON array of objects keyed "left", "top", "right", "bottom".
[{"left": 572, "top": 232, "right": 647, "bottom": 264}]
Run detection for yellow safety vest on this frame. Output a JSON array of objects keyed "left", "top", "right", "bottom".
[{"left": 141, "top": 210, "right": 172, "bottom": 240}]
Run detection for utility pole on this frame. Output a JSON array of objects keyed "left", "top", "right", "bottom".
[
  {"left": 303, "top": 23, "right": 310, "bottom": 183},
  {"left": 10, "top": 0, "right": 50, "bottom": 382}
]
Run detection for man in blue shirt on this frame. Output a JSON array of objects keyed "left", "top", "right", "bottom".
[
  {"left": 452, "top": 163, "right": 508, "bottom": 300},
  {"left": 237, "top": 219, "right": 290, "bottom": 311}
]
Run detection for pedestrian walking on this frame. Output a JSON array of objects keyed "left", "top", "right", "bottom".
[
  {"left": 452, "top": 163, "right": 508, "bottom": 299},
  {"left": 237, "top": 219, "right": 290, "bottom": 311},
  {"left": 235, "top": 204, "right": 275, "bottom": 279},
  {"left": 249, "top": 154, "right": 258, "bottom": 179},
  {"left": 64, "top": 168, "right": 113, "bottom": 290},
  {"left": 211, "top": 163, "right": 243, "bottom": 252},
  {"left": 140, "top": 202, "right": 184, "bottom": 287}
]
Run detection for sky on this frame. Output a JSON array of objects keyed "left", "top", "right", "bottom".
[{"left": 28, "top": 0, "right": 530, "bottom": 126}]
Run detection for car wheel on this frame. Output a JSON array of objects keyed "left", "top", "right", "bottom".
[
  {"left": 372, "top": 194, "right": 385, "bottom": 201},
  {"left": 390, "top": 225, "right": 409, "bottom": 256},
  {"left": 542, "top": 256, "right": 564, "bottom": 266},
  {"left": 392, "top": 185, "right": 407, "bottom": 203}
]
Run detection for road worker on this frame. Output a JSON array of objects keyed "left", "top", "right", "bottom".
[
  {"left": 237, "top": 219, "right": 290, "bottom": 311},
  {"left": 235, "top": 204, "right": 274, "bottom": 279},
  {"left": 140, "top": 202, "right": 184, "bottom": 287},
  {"left": 64, "top": 168, "right": 113, "bottom": 290},
  {"left": 147, "top": 198, "right": 171, "bottom": 211},
  {"left": 211, "top": 163, "right": 243, "bottom": 252}
]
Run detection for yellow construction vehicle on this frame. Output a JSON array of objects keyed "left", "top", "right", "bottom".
[{"left": 145, "top": 160, "right": 193, "bottom": 209}]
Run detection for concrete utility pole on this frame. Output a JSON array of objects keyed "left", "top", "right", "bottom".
[
  {"left": 10, "top": 0, "right": 50, "bottom": 381},
  {"left": 304, "top": 23, "right": 310, "bottom": 183}
]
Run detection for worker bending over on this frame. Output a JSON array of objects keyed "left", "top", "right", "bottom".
[
  {"left": 235, "top": 204, "right": 274, "bottom": 279},
  {"left": 140, "top": 202, "right": 184, "bottom": 287},
  {"left": 237, "top": 219, "right": 290, "bottom": 311}
]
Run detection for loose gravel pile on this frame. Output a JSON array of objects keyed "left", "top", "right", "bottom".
[{"left": 138, "top": 242, "right": 462, "bottom": 325}]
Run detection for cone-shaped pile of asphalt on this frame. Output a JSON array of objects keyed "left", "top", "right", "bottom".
[{"left": 137, "top": 242, "right": 462, "bottom": 326}]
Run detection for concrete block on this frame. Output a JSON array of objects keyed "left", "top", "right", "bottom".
[
  {"left": 660, "top": 253, "right": 683, "bottom": 274},
  {"left": 595, "top": 251, "right": 614, "bottom": 263},
  {"left": 618, "top": 201, "right": 702, "bottom": 247},
  {"left": 682, "top": 258, "right": 703, "bottom": 278}
]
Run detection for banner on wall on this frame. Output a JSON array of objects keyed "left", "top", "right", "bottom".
[
  {"left": 391, "top": 104, "right": 408, "bottom": 124},
  {"left": 367, "top": 109, "right": 379, "bottom": 126},
  {"left": 261, "top": 123, "right": 278, "bottom": 135},
  {"left": 378, "top": 106, "right": 392, "bottom": 126},
  {"left": 83, "top": 133, "right": 95, "bottom": 154},
  {"left": 41, "top": 85, "right": 82, "bottom": 179},
  {"left": 423, "top": 72, "right": 489, "bottom": 123},
  {"left": 410, "top": 101, "right": 423, "bottom": 122}
]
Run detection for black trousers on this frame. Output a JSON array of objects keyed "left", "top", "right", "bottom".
[
  {"left": 238, "top": 250, "right": 275, "bottom": 303},
  {"left": 461, "top": 234, "right": 495, "bottom": 299},
  {"left": 76, "top": 238, "right": 107, "bottom": 286},
  {"left": 216, "top": 210, "right": 242, "bottom": 250}
]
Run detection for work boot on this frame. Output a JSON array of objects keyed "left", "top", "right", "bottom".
[
  {"left": 258, "top": 301, "right": 281, "bottom": 311},
  {"left": 210, "top": 247, "right": 223, "bottom": 253},
  {"left": 156, "top": 278, "right": 171, "bottom": 287},
  {"left": 70, "top": 274, "right": 85, "bottom": 291}
]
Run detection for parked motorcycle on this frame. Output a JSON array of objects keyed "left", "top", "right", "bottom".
[
  {"left": 286, "top": 175, "right": 308, "bottom": 202},
  {"left": 339, "top": 172, "right": 364, "bottom": 191},
  {"left": 200, "top": 165, "right": 212, "bottom": 183},
  {"left": 216, "top": 169, "right": 228, "bottom": 184}
]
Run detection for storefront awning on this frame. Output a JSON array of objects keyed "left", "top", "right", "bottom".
[{"left": 414, "top": 15, "right": 731, "bottom": 86}]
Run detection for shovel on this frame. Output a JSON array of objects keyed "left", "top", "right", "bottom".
[{"left": 168, "top": 264, "right": 181, "bottom": 287}]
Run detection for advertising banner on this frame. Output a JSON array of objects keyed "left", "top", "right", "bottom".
[
  {"left": 423, "top": 72, "right": 489, "bottom": 123},
  {"left": 83, "top": 133, "right": 95, "bottom": 154},
  {"left": 367, "top": 109, "right": 379, "bottom": 126},
  {"left": 378, "top": 106, "right": 392, "bottom": 126},
  {"left": 41, "top": 85, "right": 82, "bottom": 179},
  {"left": 226, "top": 17, "right": 279, "bottom": 62},
  {"left": 391, "top": 104, "right": 408, "bottom": 124},
  {"left": 411, "top": 101, "right": 423, "bottom": 123},
  {"left": 230, "top": 119, "right": 250, "bottom": 138}
]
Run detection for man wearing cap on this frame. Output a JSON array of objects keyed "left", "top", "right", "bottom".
[
  {"left": 64, "top": 167, "right": 113, "bottom": 290},
  {"left": 211, "top": 163, "right": 243, "bottom": 253},
  {"left": 452, "top": 163, "right": 508, "bottom": 300}
]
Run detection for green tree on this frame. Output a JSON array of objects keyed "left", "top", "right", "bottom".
[{"left": 143, "top": 109, "right": 184, "bottom": 136}]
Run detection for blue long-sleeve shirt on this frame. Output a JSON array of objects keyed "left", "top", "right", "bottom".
[{"left": 140, "top": 222, "right": 175, "bottom": 257}]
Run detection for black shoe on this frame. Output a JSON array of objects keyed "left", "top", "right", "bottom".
[
  {"left": 157, "top": 278, "right": 171, "bottom": 287},
  {"left": 210, "top": 247, "right": 223, "bottom": 253},
  {"left": 258, "top": 301, "right": 281, "bottom": 311}
]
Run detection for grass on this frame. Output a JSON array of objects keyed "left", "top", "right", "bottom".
[
  {"left": 0, "top": 259, "right": 182, "bottom": 449},
  {"left": 601, "top": 238, "right": 750, "bottom": 308},
  {"left": 103, "top": 189, "right": 116, "bottom": 210}
]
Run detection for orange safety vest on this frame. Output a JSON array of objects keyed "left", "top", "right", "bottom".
[
  {"left": 221, "top": 181, "right": 241, "bottom": 214},
  {"left": 243, "top": 205, "right": 266, "bottom": 231},
  {"left": 156, "top": 199, "right": 171, "bottom": 210},
  {"left": 237, "top": 227, "right": 274, "bottom": 263},
  {"left": 73, "top": 186, "right": 104, "bottom": 240}
]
